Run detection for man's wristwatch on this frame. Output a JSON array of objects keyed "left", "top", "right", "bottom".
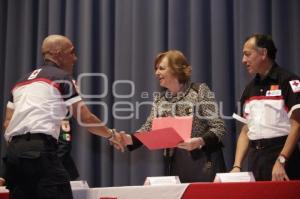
[{"left": 277, "top": 154, "right": 287, "bottom": 164}]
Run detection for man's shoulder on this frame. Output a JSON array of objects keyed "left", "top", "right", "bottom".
[
  {"left": 38, "top": 65, "right": 72, "bottom": 81},
  {"left": 13, "top": 66, "right": 72, "bottom": 88},
  {"left": 41, "top": 65, "right": 69, "bottom": 75},
  {"left": 275, "top": 65, "right": 299, "bottom": 81}
]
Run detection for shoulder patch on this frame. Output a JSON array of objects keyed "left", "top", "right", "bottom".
[
  {"left": 61, "top": 120, "right": 71, "bottom": 132},
  {"left": 28, "top": 69, "right": 42, "bottom": 80},
  {"left": 289, "top": 80, "right": 300, "bottom": 93}
]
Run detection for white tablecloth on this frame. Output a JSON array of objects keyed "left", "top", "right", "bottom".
[
  {"left": 1, "top": 182, "right": 190, "bottom": 199},
  {"left": 88, "top": 183, "right": 189, "bottom": 199}
]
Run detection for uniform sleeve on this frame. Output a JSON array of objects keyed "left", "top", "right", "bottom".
[
  {"left": 282, "top": 78, "right": 300, "bottom": 117},
  {"left": 60, "top": 76, "right": 82, "bottom": 106},
  {"left": 197, "top": 83, "right": 226, "bottom": 148}
]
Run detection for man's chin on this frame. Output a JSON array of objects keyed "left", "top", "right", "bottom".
[{"left": 247, "top": 69, "right": 255, "bottom": 76}]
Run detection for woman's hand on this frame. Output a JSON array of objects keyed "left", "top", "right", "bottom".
[{"left": 177, "top": 137, "right": 205, "bottom": 151}]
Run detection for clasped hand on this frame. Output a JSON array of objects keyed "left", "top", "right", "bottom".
[
  {"left": 110, "top": 134, "right": 205, "bottom": 152},
  {"left": 109, "top": 131, "right": 133, "bottom": 152}
]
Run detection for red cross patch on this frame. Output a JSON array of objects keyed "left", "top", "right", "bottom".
[{"left": 289, "top": 80, "right": 300, "bottom": 93}]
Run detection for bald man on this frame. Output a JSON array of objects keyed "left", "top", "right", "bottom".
[{"left": 2, "top": 35, "right": 124, "bottom": 199}]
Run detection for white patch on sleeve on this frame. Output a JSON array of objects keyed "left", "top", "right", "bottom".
[{"left": 289, "top": 80, "right": 300, "bottom": 93}]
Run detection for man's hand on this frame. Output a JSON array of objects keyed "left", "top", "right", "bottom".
[
  {"left": 108, "top": 131, "right": 125, "bottom": 152},
  {"left": 272, "top": 160, "right": 289, "bottom": 181},
  {"left": 110, "top": 131, "right": 133, "bottom": 152},
  {"left": 120, "top": 132, "right": 133, "bottom": 145},
  {"left": 177, "top": 137, "right": 205, "bottom": 151}
]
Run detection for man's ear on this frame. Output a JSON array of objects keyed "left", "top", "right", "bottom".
[{"left": 261, "top": 48, "right": 268, "bottom": 60}]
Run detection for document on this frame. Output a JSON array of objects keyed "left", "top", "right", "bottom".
[
  {"left": 134, "top": 128, "right": 184, "bottom": 150},
  {"left": 232, "top": 113, "right": 247, "bottom": 124},
  {"left": 134, "top": 116, "right": 193, "bottom": 150},
  {"left": 152, "top": 116, "right": 193, "bottom": 141}
]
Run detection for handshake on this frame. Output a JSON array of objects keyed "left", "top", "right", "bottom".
[
  {"left": 107, "top": 129, "right": 206, "bottom": 152},
  {"left": 107, "top": 130, "right": 133, "bottom": 152}
]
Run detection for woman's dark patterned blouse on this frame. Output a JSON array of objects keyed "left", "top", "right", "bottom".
[{"left": 138, "top": 82, "right": 226, "bottom": 147}]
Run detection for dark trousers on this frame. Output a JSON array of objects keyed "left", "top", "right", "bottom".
[
  {"left": 4, "top": 133, "right": 73, "bottom": 199},
  {"left": 168, "top": 147, "right": 226, "bottom": 183},
  {"left": 248, "top": 136, "right": 300, "bottom": 181}
]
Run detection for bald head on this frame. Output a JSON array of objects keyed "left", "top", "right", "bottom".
[
  {"left": 42, "top": 35, "right": 71, "bottom": 56},
  {"left": 41, "top": 35, "right": 77, "bottom": 73}
]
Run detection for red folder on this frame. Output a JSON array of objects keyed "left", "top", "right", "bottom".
[
  {"left": 134, "top": 116, "right": 193, "bottom": 150},
  {"left": 152, "top": 116, "right": 193, "bottom": 141},
  {"left": 134, "top": 128, "right": 184, "bottom": 150}
]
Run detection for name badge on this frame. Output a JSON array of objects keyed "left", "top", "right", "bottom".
[{"left": 266, "top": 89, "right": 281, "bottom": 96}]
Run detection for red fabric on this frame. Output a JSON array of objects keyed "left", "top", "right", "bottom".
[
  {"left": 0, "top": 192, "right": 9, "bottom": 199},
  {"left": 182, "top": 181, "right": 300, "bottom": 199}
]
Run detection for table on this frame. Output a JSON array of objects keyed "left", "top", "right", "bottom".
[
  {"left": 90, "top": 181, "right": 300, "bottom": 199},
  {"left": 182, "top": 181, "right": 300, "bottom": 199},
  {"left": 1, "top": 181, "right": 300, "bottom": 199},
  {"left": 89, "top": 184, "right": 189, "bottom": 199}
]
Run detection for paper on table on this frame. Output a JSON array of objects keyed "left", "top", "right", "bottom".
[
  {"left": 152, "top": 116, "right": 193, "bottom": 141},
  {"left": 134, "top": 127, "right": 184, "bottom": 150}
]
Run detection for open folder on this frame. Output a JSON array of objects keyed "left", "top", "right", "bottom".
[{"left": 134, "top": 116, "right": 193, "bottom": 150}]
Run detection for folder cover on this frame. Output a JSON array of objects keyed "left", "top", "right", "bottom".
[
  {"left": 134, "top": 116, "right": 193, "bottom": 150},
  {"left": 134, "top": 127, "right": 184, "bottom": 150}
]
